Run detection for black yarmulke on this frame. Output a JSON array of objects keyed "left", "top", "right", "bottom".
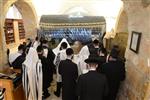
[{"left": 66, "top": 48, "right": 74, "bottom": 56}]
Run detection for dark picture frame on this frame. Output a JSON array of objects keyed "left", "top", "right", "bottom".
[{"left": 130, "top": 31, "right": 142, "bottom": 53}]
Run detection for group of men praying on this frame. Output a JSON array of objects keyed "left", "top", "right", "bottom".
[{"left": 8, "top": 36, "right": 126, "bottom": 100}]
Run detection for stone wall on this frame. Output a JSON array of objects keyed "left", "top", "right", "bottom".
[
  {"left": 111, "top": 32, "right": 128, "bottom": 58},
  {"left": 116, "top": 10, "right": 128, "bottom": 33},
  {"left": 118, "top": 0, "right": 150, "bottom": 99},
  {"left": 111, "top": 9, "right": 128, "bottom": 58}
]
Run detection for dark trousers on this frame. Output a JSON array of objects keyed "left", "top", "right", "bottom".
[
  {"left": 55, "top": 82, "right": 62, "bottom": 96},
  {"left": 43, "top": 88, "right": 49, "bottom": 96},
  {"left": 107, "top": 83, "right": 120, "bottom": 100}
]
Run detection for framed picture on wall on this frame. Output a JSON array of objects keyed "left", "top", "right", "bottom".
[{"left": 130, "top": 31, "right": 142, "bottom": 53}]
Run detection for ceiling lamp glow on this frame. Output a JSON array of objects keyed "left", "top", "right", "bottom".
[{"left": 68, "top": 12, "right": 84, "bottom": 18}]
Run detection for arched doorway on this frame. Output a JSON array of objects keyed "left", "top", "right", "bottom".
[
  {"left": 111, "top": 9, "right": 128, "bottom": 58},
  {"left": 0, "top": 0, "right": 37, "bottom": 67}
]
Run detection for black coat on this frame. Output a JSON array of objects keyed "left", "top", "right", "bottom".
[
  {"left": 77, "top": 71, "right": 108, "bottom": 100},
  {"left": 101, "top": 60, "right": 126, "bottom": 100},
  {"left": 87, "top": 44, "right": 99, "bottom": 55},
  {"left": 96, "top": 56, "right": 106, "bottom": 73},
  {"left": 12, "top": 55, "right": 25, "bottom": 69},
  {"left": 59, "top": 59, "right": 78, "bottom": 100},
  {"left": 39, "top": 56, "right": 53, "bottom": 89},
  {"left": 43, "top": 46, "right": 56, "bottom": 73}
]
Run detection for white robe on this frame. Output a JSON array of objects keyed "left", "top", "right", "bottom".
[{"left": 22, "top": 47, "right": 42, "bottom": 100}]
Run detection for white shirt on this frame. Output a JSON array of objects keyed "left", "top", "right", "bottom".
[
  {"left": 43, "top": 48, "right": 48, "bottom": 58},
  {"left": 9, "top": 52, "right": 21, "bottom": 64}
]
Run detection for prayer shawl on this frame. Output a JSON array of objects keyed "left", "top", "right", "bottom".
[
  {"left": 0, "top": 88, "right": 5, "bottom": 100},
  {"left": 53, "top": 38, "right": 70, "bottom": 82},
  {"left": 78, "top": 45, "right": 90, "bottom": 74},
  {"left": 78, "top": 44, "right": 100, "bottom": 74},
  {"left": 32, "top": 41, "right": 40, "bottom": 49},
  {"left": 22, "top": 48, "right": 43, "bottom": 100},
  {"left": 54, "top": 49, "right": 67, "bottom": 82},
  {"left": 53, "top": 38, "right": 70, "bottom": 55}
]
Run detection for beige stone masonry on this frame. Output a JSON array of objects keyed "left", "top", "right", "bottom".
[
  {"left": 0, "top": 0, "right": 38, "bottom": 68},
  {"left": 118, "top": 0, "right": 150, "bottom": 99}
]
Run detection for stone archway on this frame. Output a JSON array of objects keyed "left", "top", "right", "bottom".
[
  {"left": 2, "top": 0, "right": 38, "bottom": 39},
  {"left": 115, "top": 7, "right": 128, "bottom": 33},
  {"left": 111, "top": 8, "right": 128, "bottom": 58},
  {"left": 0, "top": 0, "right": 37, "bottom": 67}
]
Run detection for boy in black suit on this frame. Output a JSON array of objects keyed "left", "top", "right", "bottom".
[{"left": 59, "top": 48, "right": 78, "bottom": 100}]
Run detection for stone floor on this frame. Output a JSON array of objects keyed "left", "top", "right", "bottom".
[
  {"left": 45, "top": 74, "right": 122, "bottom": 100},
  {"left": 46, "top": 93, "right": 61, "bottom": 100},
  {"left": 45, "top": 86, "right": 62, "bottom": 100},
  {"left": 45, "top": 75, "right": 62, "bottom": 100}
]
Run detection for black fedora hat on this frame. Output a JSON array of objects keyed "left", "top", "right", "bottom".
[{"left": 85, "top": 54, "right": 99, "bottom": 64}]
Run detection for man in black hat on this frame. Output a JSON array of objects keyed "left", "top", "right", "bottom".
[
  {"left": 58, "top": 48, "right": 78, "bottom": 100},
  {"left": 101, "top": 48, "right": 126, "bottom": 100},
  {"left": 77, "top": 54, "right": 108, "bottom": 100},
  {"left": 96, "top": 47, "right": 107, "bottom": 73}
]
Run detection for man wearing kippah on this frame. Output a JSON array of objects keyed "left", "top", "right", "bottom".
[{"left": 59, "top": 48, "right": 78, "bottom": 100}]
